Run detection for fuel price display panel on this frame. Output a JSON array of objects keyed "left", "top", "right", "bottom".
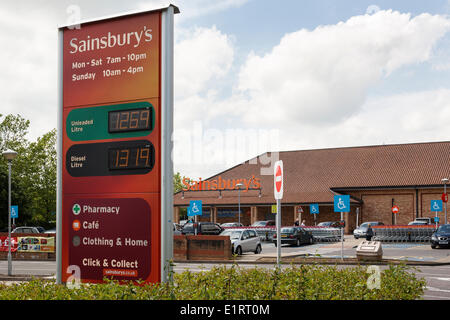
[{"left": 58, "top": 8, "right": 174, "bottom": 285}]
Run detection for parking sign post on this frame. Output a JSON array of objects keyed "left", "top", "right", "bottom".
[
  {"left": 334, "top": 195, "right": 350, "bottom": 261},
  {"left": 431, "top": 200, "right": 443, "bottom": 229}
]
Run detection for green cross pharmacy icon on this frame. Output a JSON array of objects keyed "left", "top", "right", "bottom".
[{"left": 72, "top": 204, "right": 81, "bottom": 215}]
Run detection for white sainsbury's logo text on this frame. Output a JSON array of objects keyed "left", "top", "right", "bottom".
[{"left": 69, "top": 26, "right": 152, "bottom": 54}]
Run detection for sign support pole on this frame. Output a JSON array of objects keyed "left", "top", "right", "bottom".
[
  {"left": 161, "top": 5, "right": 175, "bottom": 283},
  {"left": 444, "top": 183, "right": 448, "bottom": 224},
  {"left": 56, "top": 27, "right": 64, "bottom": 285},
  {"left": 276, "top": 199, "right": 281, "bottom": 267},
  {"left": 341, "top": 212, "right": 344, "bottom": 261},
  {"left": 7, "top": 161, "right": 12, "bottom": 276},
  {"left": 435, "top": 211, "right": 438, "bottom": 229}
]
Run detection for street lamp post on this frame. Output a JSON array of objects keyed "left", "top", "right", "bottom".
[
  {"left": 443, "top": 178, "right": 449, "bottom": 224},
  {"left": 236, "top": 183, "right": 243, "bottom": 225},
  {"left": 2, "top": 149, "right": 17, "bottom": 277}
]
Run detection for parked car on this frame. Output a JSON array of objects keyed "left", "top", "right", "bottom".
[
  {"left": 251, "top": 220, "right": 275, "bottom": 227},
  {"left": 12, "top": 226, "right": 42, "bottom": 234},
  {"left": 317, "top": 221, "right": 341, "bottom": 228},
  {"left": 220, "top": 228, "right": 262, "bottom": 255},
  {"left": 181, "top": 222, "right": 223, "bottom": 235},
  {"left": 179, "top": 220, "right": 189, "bottom": 227},
  {"left": 44, "top": 228, "right": 56, "bottom": 234},
  {"left": 272, "top": 227, "right": 313, "bottom": 247},
  {"left": 173, "top": 223, "right": 182, "bottom": 235},
  {"left": 412, "top": 218, "right": 432, "bottom": 225},
  {"left": 431, "top": 224, "right": 450, "bottom": 249},
  {"left": 353, "top": 222, "right": 384, "bottom": 239},
  {"left": 408, "top": 221, "right": 428, "bottom": 226},
  {"left": 220, "top": 222, "right": 244, "bottom": 228}
]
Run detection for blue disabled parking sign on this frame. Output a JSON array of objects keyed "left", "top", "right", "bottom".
[
  {"left": 334, "top": 195, "right": 350, "bottom": 212},
  {"left": 10, "top": 205, "right": 18, "bottom": 219},
  {"left": 310, "top": 203, "right": 319, "bottom": 214},
  {"left": 431, "top": 200, "right": 443, "bottom": 212},
  {"left": 188, "top": 200, "right": 202, "bottom": 217}
]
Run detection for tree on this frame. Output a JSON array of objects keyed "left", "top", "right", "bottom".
[
  {"left": 0, "top": 114, "right": 32, "bottom": 230},
  {"left": 0, "top": 114, "right": 56, "bottom": 229},
  {"left": 173, "top": 172, "right": 190, "bottom": 220},
  {"left": 174, "top": 172, "right": 192, "bottom": 194},
  {"left": 20, "top": 129, "right": 57, "bottom": 228}
]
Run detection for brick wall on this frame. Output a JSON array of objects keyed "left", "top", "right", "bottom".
[{"left": 173, "top": 235, "right": 232, "bottom": 261}]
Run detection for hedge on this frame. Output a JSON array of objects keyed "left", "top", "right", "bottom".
[{"left": 0, "top": 264, "right": 425, "bottom": 300}]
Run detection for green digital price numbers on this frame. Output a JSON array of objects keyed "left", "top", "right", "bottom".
[
  {"left": 108, "top": 145, "right": 152, "bottom": 170},
  {"left": 108, "top": 108, "right": 152, "bottom": 133}
]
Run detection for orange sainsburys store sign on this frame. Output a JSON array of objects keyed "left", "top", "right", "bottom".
[{"left": 182, "top": 175, "right": 261, "bottom": 192}]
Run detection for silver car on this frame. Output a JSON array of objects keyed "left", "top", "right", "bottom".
[{"left": 220, "top": 229, "right": 262, "bottom": 255}]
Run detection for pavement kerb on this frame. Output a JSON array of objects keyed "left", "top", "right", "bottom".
[
  {"left": 173, "top": 257, "right": 450, "bottom": 266},
  {"left": 0, "top": 274, "right": 54, "bottom": 282}
]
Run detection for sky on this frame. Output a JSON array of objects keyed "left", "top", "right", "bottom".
[{"left": 1, "top": 0, "right": 450, "bottom": 179}]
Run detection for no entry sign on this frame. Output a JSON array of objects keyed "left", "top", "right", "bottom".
[
  {"left": 274, "top": 160, "right": 283, "bottom": 200},
  {"left": 392, "top": 205, "right": 399, "bottom": 214}
]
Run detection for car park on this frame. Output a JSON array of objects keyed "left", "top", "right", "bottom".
[
  {"left": 251, "top": 220, "right": 275, "bottom": 227},
  {"left": 181, "top": 222, "right": 223, "bottom": 235},
  {"left": 353, "top": 222, "right": 384, "bottom": 239},
  {"left": 272, "top": 227, "right": 313, "bottom": 247},
  {"left": 220, "top": 228, "right": 262, "bottom": 255},
  {"left": 220, "top": 222, "right": 244, "bottom": 228},
  {"left": 431, "top": 224, "right": 450, "bottom": 249}
]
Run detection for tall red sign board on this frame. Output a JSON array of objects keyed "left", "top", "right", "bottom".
[{"left": 58, "top": 8, "right": 176, "bottom": 284}]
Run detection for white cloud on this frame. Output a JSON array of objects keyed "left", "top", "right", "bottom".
[
  {"left": 235, "top": 10, "right": 450, "bottom": 127},
  {"left": 175, "top": 26, "right": 234, "bottom": 99},
  {"left": 276, "top": 88, "right": 450, "bottom": 152}
]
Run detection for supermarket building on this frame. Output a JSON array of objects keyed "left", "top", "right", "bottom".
[{"left": 173, "top": 141, "right": 450, "bottom": 234}]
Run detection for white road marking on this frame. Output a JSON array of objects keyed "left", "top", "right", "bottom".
[
  {"left": 423, "top": 295, "right": 450, "bottom": 300},
  {"left": 427, "top": 286, "right": 450, "bottom": 293},
  {"left": 430, "top": 277, "right": 450, "bottom": 282}
]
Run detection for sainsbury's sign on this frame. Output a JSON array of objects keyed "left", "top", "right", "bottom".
[{"left": 182, "top": 175, "right": 261, "bottom": 192}]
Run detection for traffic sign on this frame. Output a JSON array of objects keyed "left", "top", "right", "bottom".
[
  {"left": 271, "top": 205, "right": 277, "bottom": 214},
  {"left": 392, "top": 205, "right": 399, "bottom": 214},
  {"left": 10, "top": 205, "right": 18, "bottom": 219},
  {"left": 188, "top": 200, "right": 202, "bottom": 216},
  {"left": 435, "top": 216, "right": 440, "bottom": 223},
  {"left": 310, "top": 204, "right": 319, "bottom": 214},
  {"left": 443, "top": 193, "right": 448, "bottom": 203},
  {"left": 431, "top": 200, "right": 443, "bottom": 212},
  {"left": 274, "top": 160, "right": 283, "bottom": 200},
  {"left": 334, "top": 195, "right": 350, "bottom": 212}
]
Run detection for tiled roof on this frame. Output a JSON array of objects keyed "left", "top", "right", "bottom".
[{"left": 174, "top": 141, "right": 450, "bottom": 206}]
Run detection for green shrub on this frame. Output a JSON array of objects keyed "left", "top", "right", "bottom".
[{"left": 0, "top": 264, "right": 425, "bottom": 300}]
